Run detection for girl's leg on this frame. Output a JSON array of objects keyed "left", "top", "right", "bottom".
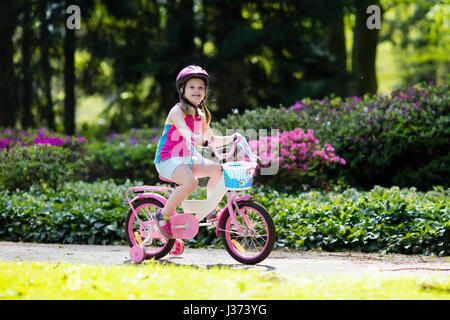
[
  {"left": 191, "top": 160, "right": 222, "bottom": 197},
  {"left": 160, "top": 164, "right": 198, "bottom": 217}
]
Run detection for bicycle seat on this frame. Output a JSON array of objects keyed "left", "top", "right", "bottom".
[{"left": 159, "top": 175, "right": 179, "bottom": 185}]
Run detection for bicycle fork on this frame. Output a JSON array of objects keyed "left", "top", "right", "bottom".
[{"left": 223, "top": 191, "right": 255, "bottom": 234}]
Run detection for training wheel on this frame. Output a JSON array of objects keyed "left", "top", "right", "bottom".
[
  {"left": 170, "top": 240, "right": 184, "bottom": 256},
  {"left": 130, "top": 245, "right": 146, "bottom": 263}
]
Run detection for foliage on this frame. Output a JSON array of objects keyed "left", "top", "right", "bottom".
[
  {"left": 216, "top": 80, "right": 450, "bottom": 190},
  {"left": 254, "top": 185, "right": 449, "bottom": 255},
  {"left": 0, "top": 128, "right": 86, "bottom": 152},
  {"left": 0, "top": 181, "right": 126, "bottom": 245},
  {"left": 0, "top": 145, "right": 86, "bottom": 192},
  {"left": 247, "top": 128, "right": 345, "bottom": 191},
  {"left": 1, "top": 181, "right": 448, "bottom": 256},
  {"left": 0, "top": 128, "right": 87, "bottom": 192},
  {"left": 84, "top": 141, "right": 158, "bottom": 185},
  {"left": 380, "top": 1, "right": 449, "bottom": 87},
  {"left": 105, "top": 128, "right": 161, "bottom": 146},
  {"left": 1, "top": 261, "right": 449, "bottom": 300},
  {"left": 0, "top": 127, "right": 161, "bottom": 189}
]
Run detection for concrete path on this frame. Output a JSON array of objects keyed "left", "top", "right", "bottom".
[{"left": 1, "top": 241, "right": 449, "bottom": 277}]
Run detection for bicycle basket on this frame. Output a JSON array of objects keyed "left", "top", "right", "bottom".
[{"left": 221, "top": 161, "right": 257, "bottom": 190}]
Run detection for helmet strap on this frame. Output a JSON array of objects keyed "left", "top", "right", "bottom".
[{"left": 180, "top": 86, "right": 204, "bottom": 117}]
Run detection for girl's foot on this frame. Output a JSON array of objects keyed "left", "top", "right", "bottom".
[{"left": 152, "top": 209, "right": 173, "bottom": 238}]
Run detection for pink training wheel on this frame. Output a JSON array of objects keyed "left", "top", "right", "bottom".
[
  {"left": 170, "top": 240, "right": 185, "bottom": 256},
  {"left": 130, "top": 245, "right": 146, "bottom": 263}
]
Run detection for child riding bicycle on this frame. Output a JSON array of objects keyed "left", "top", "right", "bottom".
[{"left": 153, "top": 65, "right": 242, "bottom": 238}]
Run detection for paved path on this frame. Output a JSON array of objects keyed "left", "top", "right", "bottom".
[{"left": 1, "top": 241, "right": 449, "bottom": 277}]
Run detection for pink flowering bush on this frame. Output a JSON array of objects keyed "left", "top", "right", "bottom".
[
  {"left": 249, "top": 128, "right": 345, "bottom": 190},
  {"left": 219, "top": 80, "right": 449, "bottom": 190}
]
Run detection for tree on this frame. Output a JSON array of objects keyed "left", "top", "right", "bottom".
[
  {"left": 380, "top": 0, "right": 449, "bottom": 87},
  {"left": 64, "top": 0, "right": 77, "bottom": 135},
  {"left": 351, "top": 0, "right": 382, "bottom": 96},
  {"left": 0, "top": 2, "right": 21, "bottom": 128},
  {"left": 38, "top": 0, "right": 56, "bottom": 130},
  {"left": 20, "top": 0, "right": 34, "bottom": 129}
]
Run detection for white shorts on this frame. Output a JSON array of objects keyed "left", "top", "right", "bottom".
[{"left": 154, "top": 156, "right": 194, "bottom": 180}]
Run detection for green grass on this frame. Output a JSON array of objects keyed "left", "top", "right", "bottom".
[{"left": 0, "top": 260, "right": 448, "bottom": 300}]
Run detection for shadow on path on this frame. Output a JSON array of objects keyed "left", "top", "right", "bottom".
[{"left": 123, "top": 256, "right": 276, "bottom": 272}]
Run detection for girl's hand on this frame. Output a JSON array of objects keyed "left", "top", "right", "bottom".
[{"left": 233, "top": 133, "right": 244, "bottom": 142}]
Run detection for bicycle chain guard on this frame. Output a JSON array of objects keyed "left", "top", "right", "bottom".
[{"left": 139, "top": 213, "right": 199, "bottom": 240}]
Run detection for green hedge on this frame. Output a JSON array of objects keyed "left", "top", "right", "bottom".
[
  {"left": 0, "top": 145, "right": 86, "bottom": 191},
  {"left": 84, "top": 142, "right": 158, "bottom": 185},
  {"left": 261, "top": 185, "right": 449, "bottom": 255},
  {"left": 0, "top": 181, "right": 125, "bottom": 245},
  {"left": 1, "top": 181, "right": 448, "bottom": 255}
]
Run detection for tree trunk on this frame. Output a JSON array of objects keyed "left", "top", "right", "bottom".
[
  {"left": 64, "top": 6, "right": 76, "bottom": 135},
  {"left": 207, "top": 1, "right": 247, "bottom": 119},
  {"left": 154, "top": 0, "right": 195, "bottom": 124},
  {"left": 39, "top": 0, "right": 56, "bottom": 130},
  {"left": 0, "top": 3, "right": 20, "bottom": 127},
  {"left": 327, "top": 5, "right": 350, "bottom": 98},
  {"left": 351, "top": 0, "right": 382, "bottom": 96},
  {"left": 21, "top": 1, "right": 33, "bottom": 129}
]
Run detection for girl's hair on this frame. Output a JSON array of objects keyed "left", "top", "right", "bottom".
[{"left": 179, "top": 79, "right": 212, "bottom": 125}]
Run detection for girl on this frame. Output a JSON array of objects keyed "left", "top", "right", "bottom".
[{"left": 153, "top": 65, "right": 240, "bottom": 238}]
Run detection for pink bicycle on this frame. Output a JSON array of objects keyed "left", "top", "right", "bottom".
[{"left": 124, "top": 137, "right": 276, "bottom": 264}]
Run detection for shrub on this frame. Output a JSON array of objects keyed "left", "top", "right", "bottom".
[
  {"left": 105, "top": 128, "right": 161, "bottom": 145},
  {"left": 0, "top": 128, "right": 87, "bottom": 192},
  {"left": 0, "top": 145, "right": 87, "bottom": 192},
  {"left": 0, "top": 128, "right": 86, "bottom": 153},
  {"left": 248, "top": 128, "right": 345, "bottom": 191},
  {"left": 253, "top": 185, "right": 449, "bottom": 255},
  {"left": 84, "top": 141, "right": 158, "bottom": 185},
  {"left": 0, "top": 181, "right": 126, "bottom": 244},
  {"left": 215, "top": 80, "right": 450, "bottom": 190},
  {"left": 0, "top": 128, "right": 161, "bottom": 189},
  {"left": 0, "top": 181, "right": 448, "bottom": 255}
]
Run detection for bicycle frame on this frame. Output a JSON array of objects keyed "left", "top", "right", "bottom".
[
  {"left": 125, "top": 136, "right": 261, "bottom": 238},
  {"left": 126, "top": 176, "right": 254, "bottom": 238}
]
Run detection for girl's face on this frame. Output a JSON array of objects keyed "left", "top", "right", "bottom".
[{"left": 183, "top": 78, "right": 206, "bottom": 106}]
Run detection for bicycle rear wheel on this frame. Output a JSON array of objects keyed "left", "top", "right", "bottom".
[
  {"left": 220, "top": 201, "right": 275, "bottom": 264},
  {"left": 125, "top": 198, "right": 175, "bottom": 260}
]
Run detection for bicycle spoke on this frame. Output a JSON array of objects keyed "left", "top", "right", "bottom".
[
  {"left": 225, "top": 204, "right": 272, "bottom": 259},
  {"left": 126, "top": 200, "right": 173, "bottom": 257}
]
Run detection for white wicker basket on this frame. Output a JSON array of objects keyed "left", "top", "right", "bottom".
[{"left": 221, "top": 161, "right": 257, "bottom": 190}]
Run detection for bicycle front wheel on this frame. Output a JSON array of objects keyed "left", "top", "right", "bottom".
[
  {"left": 125, "top": 198, "right": 175, "bottom": 260},
  {"left": 220, "top": 201, "right": 275, "bottom": 264}
]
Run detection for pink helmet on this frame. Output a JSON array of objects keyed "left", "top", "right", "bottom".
[{"left": 175, "top": 65, "right": 210, "bottom": 95}]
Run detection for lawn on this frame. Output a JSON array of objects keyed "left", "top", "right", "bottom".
[{"left": 0, "top": 260, "right": 448, "bottom": 300}]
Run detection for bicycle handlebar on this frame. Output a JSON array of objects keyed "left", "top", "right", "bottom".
[{"left": 207, "top": 135, "right": 261, "bottom": 164}]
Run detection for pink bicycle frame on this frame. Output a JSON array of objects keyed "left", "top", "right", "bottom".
[{"left": 126, "top": 136, "right": 260, "bottom": 236}]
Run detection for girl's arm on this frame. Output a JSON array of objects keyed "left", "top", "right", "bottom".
[{"left": 169, "top": 105, "right": 203, "bottom": 145}]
